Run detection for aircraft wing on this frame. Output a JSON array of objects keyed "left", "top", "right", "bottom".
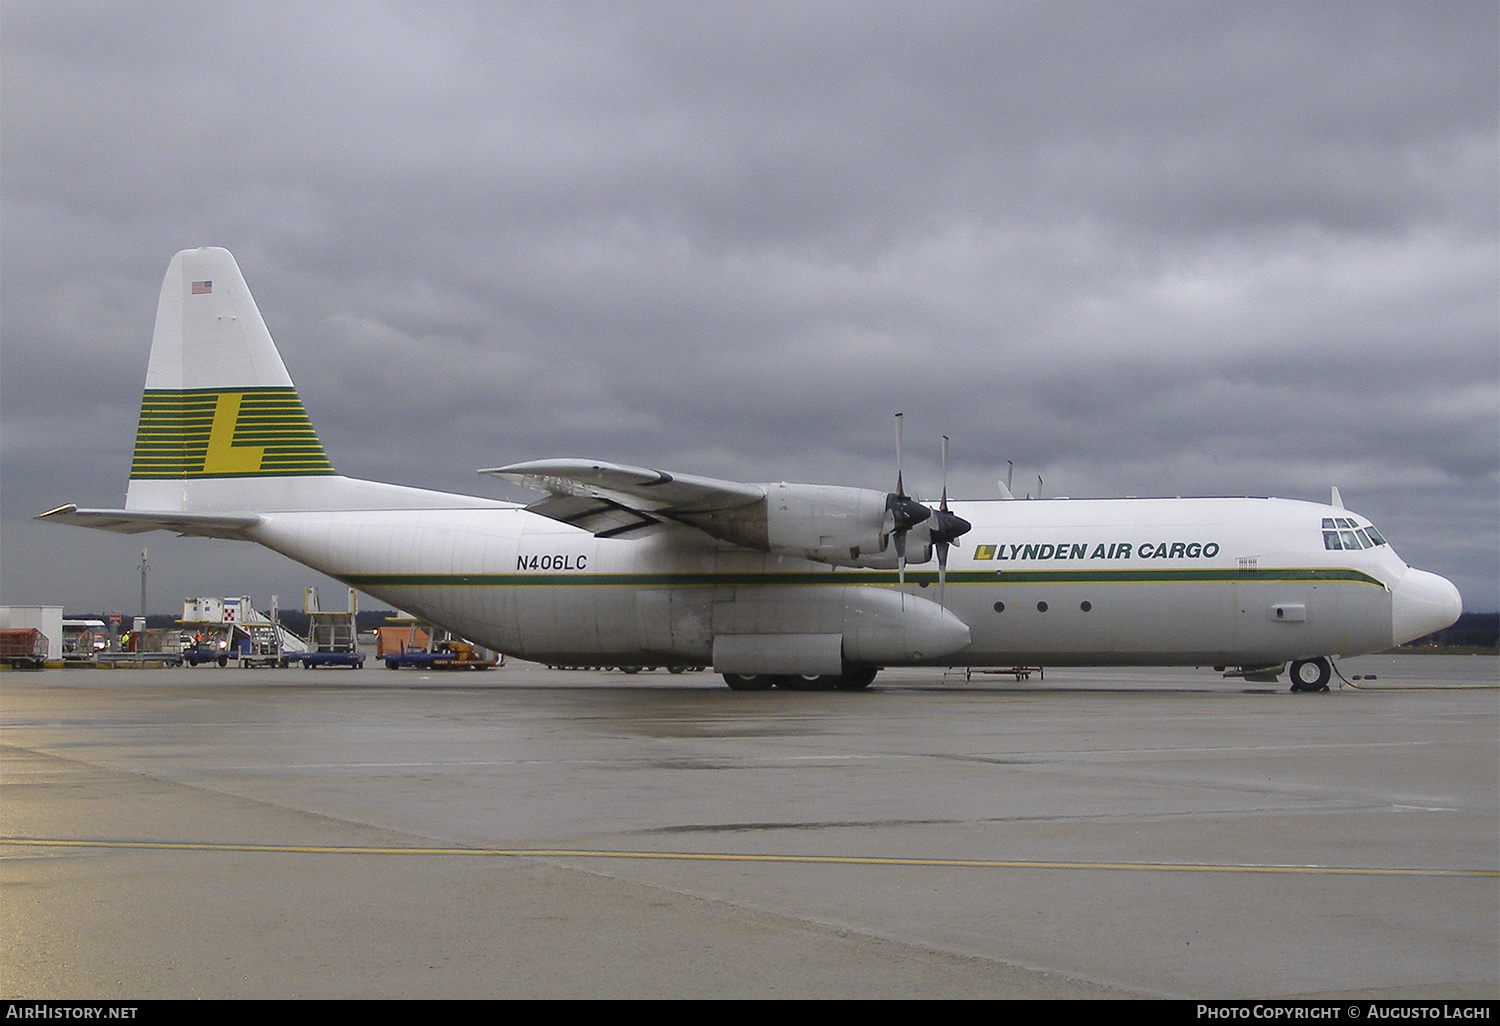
[
  {"left": 480, "top": 459, "right": 765, "bottom": 537},
  {"left": 36, "top": 504, "right": 261, "bottom": 540}
]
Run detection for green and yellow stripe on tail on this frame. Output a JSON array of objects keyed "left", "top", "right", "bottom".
[{"left": 129, "top": 387, "right": 336, "bottom": 479}]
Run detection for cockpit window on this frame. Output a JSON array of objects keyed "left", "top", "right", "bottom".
[
  {"left": 1323, "top": 516, "right": 1389, "bottom": 550},
  {"left": 1320, "top": 516, "right": 1386, "bottom": 549}
]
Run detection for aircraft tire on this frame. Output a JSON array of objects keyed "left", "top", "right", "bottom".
[
  {"left": 217, "top": 655, "right": 228, "bottom": 667},
  {"left": 836, "top": 667, "right": 879, "bottom": 690},
  {"left": 1289, "top": 657, "right": 1331, "bottom": 692},
  {"left": 723, "top": 673, "right": 775, "bottom": 691}
]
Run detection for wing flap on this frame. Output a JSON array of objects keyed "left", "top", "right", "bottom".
[
  {"left": 37, "top": 504, "right": 261, "bottom": 540},
  {"left": 524, "top": 494, "right": 666, "bottom": 538}
]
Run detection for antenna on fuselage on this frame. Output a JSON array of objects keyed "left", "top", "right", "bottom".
[
  {"left": 1331, "top": 486, "right": 1344, "bottom": 510},
  {"left": 998, "top": 461, "right": 1015, "bottom": 500}
]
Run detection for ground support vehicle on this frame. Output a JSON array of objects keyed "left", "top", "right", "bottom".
[
  {"left": 239, "top": 621, "right": 292, "bottom": 668},
  {"left": 183, "top": 633, "right": 235, "bottom": 667},
  {"left": 0, "top": 628, "right": 49, "bottom": 669},
  {"left": 297, "top": 586, "right": 363, "bottom": 668},
  {"left": 383, "top": 639, "right": 497, "bottom": 670},
  {"left": 378, "top": 619, "right": 500, "bottom": 671},
  {"left": 296, "top": 649, "right": 365, "bottom": 668}
]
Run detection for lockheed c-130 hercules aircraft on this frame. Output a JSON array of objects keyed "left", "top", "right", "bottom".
[{"left": 41, "top": 248, "right": 1463, "bottom": 691}]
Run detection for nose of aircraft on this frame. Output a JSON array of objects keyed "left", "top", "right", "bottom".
[{"left": 1391, "top": 568, "right": 1463, "bottom": 646}]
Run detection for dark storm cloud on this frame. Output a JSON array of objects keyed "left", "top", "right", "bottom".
[{"left": 2, "top": 0, "right": 1495, "bottom": 613}]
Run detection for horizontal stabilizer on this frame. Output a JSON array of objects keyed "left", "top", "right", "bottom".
[{"left": 36, "top": 504, "right": 260, "bottom": 540}]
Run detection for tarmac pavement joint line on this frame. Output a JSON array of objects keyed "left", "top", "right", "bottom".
[{"left": 3, "top": 836, "right": 1495, "bottom": 877}]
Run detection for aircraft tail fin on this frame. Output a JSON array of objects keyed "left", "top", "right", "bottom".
[
  {"left": 125, "top": 248, "right": 338, "bottom": 512},
  {"left": 58, "top": 247, "right": 507, "bottom": 522}
]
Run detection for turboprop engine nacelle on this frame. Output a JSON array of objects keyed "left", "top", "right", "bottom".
[
  {"left": 758, "top": 483, "right": 940, "bottom": 568},
  {"left": 764, "top": 483, "right": 894, "bottom": 566},
  {"left": 683, "top": 483, "right": 900, "bottom": 567}
]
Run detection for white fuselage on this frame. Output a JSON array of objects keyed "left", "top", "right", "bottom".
[{"left": 242, "top": 490, "right": 1440, "bottom": 669}]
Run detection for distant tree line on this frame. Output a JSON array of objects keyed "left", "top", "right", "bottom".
[{"left": 1404, "top": 612, "right": 1498, "bottom": 650}]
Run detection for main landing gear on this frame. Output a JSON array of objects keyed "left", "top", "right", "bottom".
[
  {"left": 1289, "top": 657, "right": 1332, "bottom": 692},
  {"left": 722, "top": 667, "right": 879, "bottom": 692}
]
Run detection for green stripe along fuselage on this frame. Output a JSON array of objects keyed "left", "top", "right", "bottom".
[{"left": 341, "top": 567, "right": 1385, "bottom": 589}]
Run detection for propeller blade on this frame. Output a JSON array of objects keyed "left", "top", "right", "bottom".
[
  {"left": 894, "top": 525, "right": 907, "bottom": 587},
  {"left": 894, "top": 413, "right": 905, "bottom": 497},
  {"left": 936, "top": 532, "right": 948, "bottom": 603},
  {"left": 938, "top": 435, "right": 949, "bottom": 604},
  {"left": 895, "top": 409, "right": 908, "bottom": 574},
  {"left": 933, "top": 435, "right": 972, "bottom": 606},
  {"left": 941, "top": 437, "right": 949, "bottom": 507},
  {"left": 884, "top": 412, "right": 930, "bottom": 580},
  {"left": 932, "top": 435, "right": 970, "bottom": 547}
]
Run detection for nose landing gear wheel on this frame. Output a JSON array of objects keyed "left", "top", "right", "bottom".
[{"left": 1289, "top": 657, "right": 1331, "bottom": 692}]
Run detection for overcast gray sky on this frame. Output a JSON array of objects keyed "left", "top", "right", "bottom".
[{"left": 2, "top": 0, "right": 1496, "bottom": 616}]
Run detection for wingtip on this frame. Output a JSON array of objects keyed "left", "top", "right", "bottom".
[{"left": 35, "top": 502, "right": 79, "bottom": 520}]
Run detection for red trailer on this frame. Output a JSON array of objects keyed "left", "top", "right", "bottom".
[{"left": 0, "top": 628, "right": 49, "bottom": 669}]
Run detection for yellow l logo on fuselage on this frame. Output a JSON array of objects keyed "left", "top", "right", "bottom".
[{"left": 202, "top": 393, "right": 266, "bottom": 474}]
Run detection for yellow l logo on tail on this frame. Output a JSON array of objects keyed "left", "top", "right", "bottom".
[
  {"left": 130, "top": 387, "right": 334, "bottom": 479},
  {"left": 202, "top": 393, "right": 266, "bottom": 474}
]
